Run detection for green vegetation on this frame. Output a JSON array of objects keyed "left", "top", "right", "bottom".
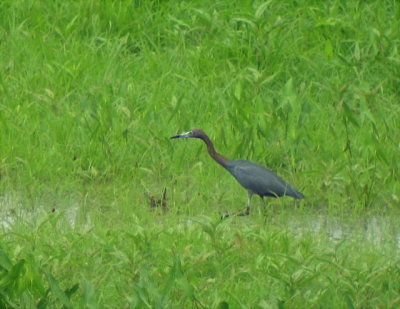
[{"left": 0, "top": 0, "right": 399, "bottom": 307}]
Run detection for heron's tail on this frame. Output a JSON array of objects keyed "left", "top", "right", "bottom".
[{"left": 287, "top": 185, "right": 305, "bottom": 199}]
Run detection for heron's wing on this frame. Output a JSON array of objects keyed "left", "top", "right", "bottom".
[{"left": 227, "top": 161, "right": 299, "bottom": 197}]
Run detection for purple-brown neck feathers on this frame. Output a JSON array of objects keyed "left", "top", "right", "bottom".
[{"left": 191, "top": 129, "right": 230, "bottom": 168}]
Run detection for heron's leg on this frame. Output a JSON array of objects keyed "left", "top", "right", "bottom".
[
  {"left": 246, "top": 192, "right": 252, "bottom": 214},
  {"left": 261, "top": 197, "right": 270, "bottom": 224},
  {"left": 237, "top": 192, "right": 252, "bottom": 216},
  {"left": 220, "top": 192, "right": 252, "bottom": 219},
  {"left": 260, "top": 196, "right": 268, "bottom": 216}
]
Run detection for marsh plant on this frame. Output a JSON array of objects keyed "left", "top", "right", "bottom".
[{"left": 0, "top": 0, "right": 399, "bottom": 307}]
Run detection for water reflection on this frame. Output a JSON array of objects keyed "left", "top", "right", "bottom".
[
  {"left": 269, "top": 211, "right": 400, "bottom": 249},
  {"left": 1, "top": 193, "right": 399, "bottom": 249}
]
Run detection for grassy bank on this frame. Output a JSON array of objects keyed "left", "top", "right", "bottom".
[{"left": 0, "top": 0, "right": 399, "bottom": 307}]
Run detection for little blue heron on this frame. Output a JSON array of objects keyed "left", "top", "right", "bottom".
[{"left": 171, "top": 129, "right": 304, "bottom": 216}]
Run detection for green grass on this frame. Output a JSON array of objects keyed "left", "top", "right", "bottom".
[{"left": 0, "top": 0, "right": 399, "bottom": 307}]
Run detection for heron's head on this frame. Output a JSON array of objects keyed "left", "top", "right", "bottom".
[{"left": 171, "top": 129, "right": 205, "bottom": 139}]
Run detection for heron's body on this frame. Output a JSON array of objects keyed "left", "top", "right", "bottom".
[
  {"left": 171, "top": 129, "right": 304, "bottom": 215},
  {"left": 226, "top": 160, "right": 304, "bottom": 199}
]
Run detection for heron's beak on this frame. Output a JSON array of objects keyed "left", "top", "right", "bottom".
[{"left": 171, "top": 131, "right": 191, "bottom": 139}]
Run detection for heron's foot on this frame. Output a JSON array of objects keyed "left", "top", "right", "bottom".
[
  {"left": 237, "top": 206, "right": 250, "bottom": 217},
  {"left": 220, "top": 207, "right": 250, "bottom": 219},
  {"left": 220, "top": 212, "right": 231, "bottom": 220}
]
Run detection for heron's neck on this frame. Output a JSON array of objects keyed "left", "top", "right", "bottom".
[{"left": 200, "top": 135, "right": 229, "bottom": 168}]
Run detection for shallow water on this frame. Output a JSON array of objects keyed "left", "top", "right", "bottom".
[
  {"left": 268, "top": 210, "right": 400, "bottom": 249},
  {"left": 1, "top": 193, "right": 399, "bottom": 249},
  {"left": 0, "top": 193, "right": 83, "bottom": 230}
]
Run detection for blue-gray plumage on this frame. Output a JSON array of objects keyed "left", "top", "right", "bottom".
[
  {"left": 171, "top": 129, "right": 304, "bottom": 215},
  {"left": 226, "top": 160, "right": 304, "bottom": 199}
]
